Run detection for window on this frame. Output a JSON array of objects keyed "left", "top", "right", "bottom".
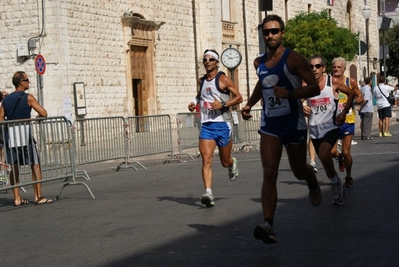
[{"left": 221, "top": 0, "right": 231, "bottom": 21}]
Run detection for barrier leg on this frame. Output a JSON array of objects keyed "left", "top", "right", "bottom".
[
  {"left": 163, "top": 152, "right": 196, "bottom": 164},
  {"left": 76, "top": 169, "right": 90, "bottom": 180},
  {"left": 116, "top": 155, "right": 146, "bottom": 171},
  {"left": 56, "top": 180, "right": 95, "bottom": 200}
]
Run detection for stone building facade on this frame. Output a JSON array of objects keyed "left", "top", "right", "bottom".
[{"left": 0, "top": 0, "right": 379, "bottom": 121}]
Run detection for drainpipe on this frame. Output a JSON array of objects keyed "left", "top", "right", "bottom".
[
  {"left": 192, "top": 0, "right": 200, "bottom": 92},
  {"left": 242, "top": 0, "right": 251, "bottom": 99}
]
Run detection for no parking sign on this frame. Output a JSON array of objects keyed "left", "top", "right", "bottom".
[{"left": 35, "top": 54, "right": 46, "bottom": 75}]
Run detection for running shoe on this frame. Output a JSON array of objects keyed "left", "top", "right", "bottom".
[
  {"left": 253, "top": 221, "right": 277, "bottom": 244},
  {"left": 351, "top": 140, "right": 357, "bottom": 145},
  {"left": 228, "top": 157, "right": 238, "bottom": 181},
  {"left": 308, "top": 185, "right": 322, "bottom": 206},
  {"left": 200, "top": 193, "right": 215, "bottom": 207},
  {"left": 330, "top": 177, "right": 346, "bottom": 206},
  {"left": 338, "top": 154, "right": 345, "bottom": 172},
  {"left": 344, "top": 176, "right": 354, "bottom": 188},
  {"left": 384, "top": 131, "right": 392, "bottom": 137},
  {"left": 379, "top": 132, "right": 383, "bottom": 137},
  {"left": 310, "top": 161, "right": 318, "bottom": 173}
]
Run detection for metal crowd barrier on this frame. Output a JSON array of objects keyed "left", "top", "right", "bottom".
[
  {"left": 0, "top": 110, "right": 262, "bottom": 197},
  {"left": 174, "top": 112, "right": 199, "bottom": 161},
  {"left": 230, "top": 110, "right": 247, "bottom": 146},
  {"left": 119, "top": 115, "right": 175, "bottom": 168},
  {"left": 240, "top": 108, "right": 261, "bottom": 151},
  {"left": 73, "top": 116, "right": 126, "bottom": 166},
  {"left": 0, "top": 116, "right": 94, "bottom": 200}
]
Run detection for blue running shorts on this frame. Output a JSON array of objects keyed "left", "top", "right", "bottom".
[
  {"left": 338, "top": 123, "right": 355, "bottom": 139},
  {"left": 199, "top": 122, "right": 232, "bottom": 147}
]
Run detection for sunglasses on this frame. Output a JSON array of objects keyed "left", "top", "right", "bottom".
[
  {"left": 262, "top": 28, "right": 281, "bottom": 36},
  {"left": 203, "top": 58, "right": 216, "bottom": 63},
  {"left": 21, "top": 79, "right": 30, "bottom": 82},
  {"left": 309, "top": 64, "right": 324, "bottom": 69}
]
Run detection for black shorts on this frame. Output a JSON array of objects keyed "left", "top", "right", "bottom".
[
  {"left": 311, "top": 128, "right": 340, "bottom": 153},
  {"left": 6, "top": 142, "right": 40, "bottom": 165},
  {"left": 378, "top": 106, "right": 392, "bottom": 119}
]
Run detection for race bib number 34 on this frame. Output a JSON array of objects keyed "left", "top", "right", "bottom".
[{"left": 263, "top": 90, "right": 291, "bottom": 117}]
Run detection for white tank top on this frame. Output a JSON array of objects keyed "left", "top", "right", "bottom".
[
  {"left": 306, "top": 75, "right": 339, "bottom": 139},
  {"left": 199, "top": 72, "right": 231, "bottom": 123}
]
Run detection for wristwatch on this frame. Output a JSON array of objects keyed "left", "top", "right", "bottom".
[
  {"left": 288, "top": 90, "right": 296, "bottom": 99},
  {"left": 221, "top": 100, "right": 227, "bottom": 108}
]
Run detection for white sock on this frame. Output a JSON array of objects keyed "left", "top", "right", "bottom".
[{"left": 205, "top": 188, "right": 212, "bottom": 195}]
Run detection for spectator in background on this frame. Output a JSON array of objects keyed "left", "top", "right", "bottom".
[
  {"left": 359, "top": 77, "right": 374, "bottom": 140},
  {"left": 394, "top": 84, "right": 399, "bottom": 107},
  {"left": 0, "top": 71, "right": 53, "bottom": 206},
  {"left": 373, "top": 75, "right": 394, "bottom": 137}
]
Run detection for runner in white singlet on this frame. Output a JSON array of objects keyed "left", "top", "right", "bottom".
[
  {"left": 188, "top": 49, "right": 242, "bottom": 208},
  {"left": 303, "top": 55, "right": 354, "bottom": 206}
]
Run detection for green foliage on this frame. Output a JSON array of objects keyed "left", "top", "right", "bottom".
[
  {"left": 283, "top": 10, "right": 358, "bottom": 72},
  {"left": 385, "top": 23, "right": 399, "bottom": 79}
]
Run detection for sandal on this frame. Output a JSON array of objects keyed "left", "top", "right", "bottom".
[
  {"left": 35, "top": 197, "right": 54, "bottom": 205},
  {"left": 14, "top": 199, "right": 29, "bottom": 207}
]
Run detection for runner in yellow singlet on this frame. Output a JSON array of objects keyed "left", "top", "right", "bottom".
[{"left": 330, "top": 57, "right": 364, "bottom": 188}]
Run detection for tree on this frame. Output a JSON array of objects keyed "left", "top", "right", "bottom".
[
  {"left": 385, "top": 23, "right": 399, "bottom": 80},
  {"left": 283, "top": 10, "right": 358, "bottom": 73}
]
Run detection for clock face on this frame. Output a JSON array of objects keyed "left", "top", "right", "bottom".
[{"left": 221, "top": 48, "right": 242, "bottom": 69}]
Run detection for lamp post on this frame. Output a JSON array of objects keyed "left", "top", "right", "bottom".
[
  {"left": 362, "top": 3, "right": 371, "bottom": 77},
  {"left": 378, "top": 0, "right": 388, "bottom": 78}
]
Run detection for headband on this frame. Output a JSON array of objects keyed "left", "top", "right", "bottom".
[{"left": 204, "top": 51, "right": 219, "bottom": 61}]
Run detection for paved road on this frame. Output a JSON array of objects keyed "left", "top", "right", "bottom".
[{"left": 1, "top": 122, "right": 398, "bottom": 267}]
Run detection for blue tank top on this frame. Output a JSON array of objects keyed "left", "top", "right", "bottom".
[
  {"left": 2, "top": 91, "right": 31, "bottom": 120},
  {"left": 256, "top": 48, "right": 307, "bottom": 134}
]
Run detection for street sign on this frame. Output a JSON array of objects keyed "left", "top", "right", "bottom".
[
  {"left": 35, "top": 54, "right": 46, "bottom": 75},
  {"left": 360, "top": 41, "right": 367, "bottom": 55}
]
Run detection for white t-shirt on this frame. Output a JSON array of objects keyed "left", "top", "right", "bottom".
[{"left": 373, "top": 83, "right": 393, "bottom": 109}]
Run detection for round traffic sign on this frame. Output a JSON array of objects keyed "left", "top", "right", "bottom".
[
  {"left": 35, "top": 54, "right": 46, "bottom": 75},
  {"left": 358, "top": 41, "right": 367, "bottom": 56}
]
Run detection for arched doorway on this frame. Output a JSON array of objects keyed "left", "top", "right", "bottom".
[{"left": 122, "top": 13, "right": 164, "bottom": 116}]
